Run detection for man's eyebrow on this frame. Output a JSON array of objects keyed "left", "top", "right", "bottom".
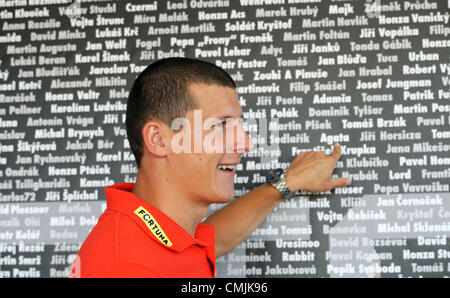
[{"left": 218, "top": 113, "right": 243, "bottom": 120}]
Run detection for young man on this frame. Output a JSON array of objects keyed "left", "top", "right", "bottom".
[{"left": 69, "top": 58, "right": 351, "bottom": 277}]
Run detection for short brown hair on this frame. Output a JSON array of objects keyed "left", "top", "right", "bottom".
[{"left": 126, "top": 58, "right": 236, "bottom": 167}]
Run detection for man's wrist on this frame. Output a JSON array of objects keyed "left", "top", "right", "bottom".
[{"left": 267, "top": 169, "right": 297, "bottom": 200}]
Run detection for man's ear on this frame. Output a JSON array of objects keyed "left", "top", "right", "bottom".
[{"left": 141, "top": 122, "right": 169, "bottom": 157}]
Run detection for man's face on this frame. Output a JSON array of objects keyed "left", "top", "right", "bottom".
[{"left": 167, "top": 83, "right": 253, "bottom": 205}]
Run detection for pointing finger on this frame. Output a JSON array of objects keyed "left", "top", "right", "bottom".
[
  {"left": 331, "top": 143, "right": 342, "bottom": 161},
  {"left": 329, "top": 177, "right": 352, "bottom": 189}
]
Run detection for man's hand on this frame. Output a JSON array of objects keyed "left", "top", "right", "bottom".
[{"left": 285, "top": 143, "right": 351, "bottom": 193}]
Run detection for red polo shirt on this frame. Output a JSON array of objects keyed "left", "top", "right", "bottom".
[{"left": 69, "top": 183, "right": 216, "bottom": 278}]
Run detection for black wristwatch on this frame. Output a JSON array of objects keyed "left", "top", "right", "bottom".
[{"left": 266, "top": 169, "right": 296, "bottom": 200}]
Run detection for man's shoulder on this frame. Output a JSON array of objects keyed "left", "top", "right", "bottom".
[
  {"left": 79, "top": 208, "right": 152, "bottom": 250},
  {"left": 76, "top": 208, "right": 156, "bottom": 276}
]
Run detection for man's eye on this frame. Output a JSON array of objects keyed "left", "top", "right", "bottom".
[{"left": 213, "top": 121, "right": 226, "bottom": 129}]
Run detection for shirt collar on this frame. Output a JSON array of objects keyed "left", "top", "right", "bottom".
[{"left": 104, "top": 183, "right": 214, "bottom": 253}]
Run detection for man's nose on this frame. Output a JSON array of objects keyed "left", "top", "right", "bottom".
[{"left": 226, "top": 121, "right": 254, "bottom": 153}]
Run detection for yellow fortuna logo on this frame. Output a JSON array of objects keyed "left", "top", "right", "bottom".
[{"left": 134, "top": 206, "right": 173, "bottom": 247}]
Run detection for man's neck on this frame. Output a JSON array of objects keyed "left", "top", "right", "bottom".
[{"left": 132, "top": 168, "right": 209, "bottom": 237}]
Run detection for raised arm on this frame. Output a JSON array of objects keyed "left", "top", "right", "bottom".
[{"left": 204, "top": 143, "right": 352, "bottom": 258}]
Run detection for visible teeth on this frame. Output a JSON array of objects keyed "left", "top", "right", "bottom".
[{"left": 217, "top": 165, "right": 236, "bottom": 170}]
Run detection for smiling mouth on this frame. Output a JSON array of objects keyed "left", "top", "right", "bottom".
[
  {"left": 217, "top": 164, "right": 237, "bottom": 175},
  {"left": 217, "top": 165, "right": 237, "bottom": 171}
]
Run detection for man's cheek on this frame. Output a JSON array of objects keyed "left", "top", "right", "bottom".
[{"left": 203, "top": 129, "right": 224, "bottom": 153}]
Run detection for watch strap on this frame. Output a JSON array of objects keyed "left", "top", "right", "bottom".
[{"left": 270, "top": 169, "right": 296, "bottom": 200}]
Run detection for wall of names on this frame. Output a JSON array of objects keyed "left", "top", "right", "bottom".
[{"left": 0, "top": 0, "right": 449, "bottom": 277}]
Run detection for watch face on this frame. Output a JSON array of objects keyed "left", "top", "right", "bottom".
[{"left": 267, "top": 169, "right": 283, "bottom": 183}]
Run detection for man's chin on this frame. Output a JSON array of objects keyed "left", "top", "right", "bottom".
[
  {"left": 213, "top": 188, "right": 235, "bottom": 204},
  {"left": 210, "top": 177, "right": 236, "bottom": 203}
]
